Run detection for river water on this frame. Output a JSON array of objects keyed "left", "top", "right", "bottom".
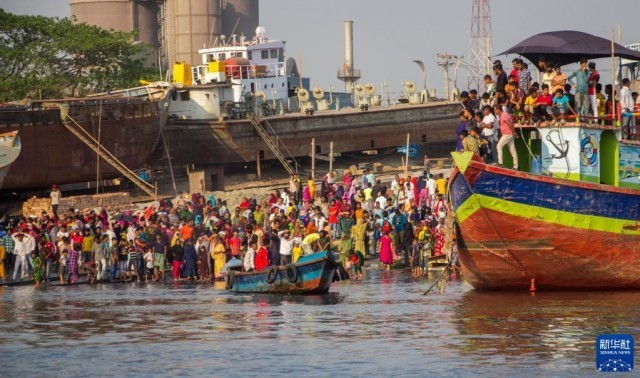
[{"left": 0, "top": 268, "right": 638, "bottom": 377}]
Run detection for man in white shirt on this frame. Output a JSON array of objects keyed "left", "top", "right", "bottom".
[
  {"left": 620, "top": 78, "right": 636, "bottom": 139},
  {"left": 426, "top": 175, "right": 437, "bottom": 208},
  {"left": 278, "top": 230, "right": 293, "bottom": 265},
  {"left": 480, "top": 105, "right": 498, "bottom": 163},
  {"left": 243, "top": 241, "right": 256, "bottom": 271},
  {"left": 390, "top": 175, "right": 400, "bottom": 196},
  {"left": 50, "top": 185, "right": 61, "bottom": 217},
  {"left": 12, "top": 232, "right": 35, "bottom": 281},
  {"left": 375, "top": 194, "right": 387, "bottom": 210}
]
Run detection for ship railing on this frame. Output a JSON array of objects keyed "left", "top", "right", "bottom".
[{"left": 224, "top": 62, "right": 286, "bottom": 80}]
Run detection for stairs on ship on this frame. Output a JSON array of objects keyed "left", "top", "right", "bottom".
[
  {"left": 246, "top": 113, "right": 299, "bottom": 175},
  {"left": 59, "top": 105, "right": 157, "bottom": 199}
]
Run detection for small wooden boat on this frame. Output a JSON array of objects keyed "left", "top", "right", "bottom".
[
  {"left": 0, "top": 131, "right": 21, "bottom": 190},
  {"left": 226, "top": 251, "right": 338, "bottom": 294}
]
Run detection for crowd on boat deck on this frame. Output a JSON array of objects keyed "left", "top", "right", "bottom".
[
  {"left": 0, "top": 170, "right": 456, "bottom": 286},
  {"left": 455, "top": 57, "right": 640, "bottom": 167}
]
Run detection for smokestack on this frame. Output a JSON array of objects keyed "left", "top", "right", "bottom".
[
  {"left": 337, "top": 20, "right": 360, "bottom": 93},
  {"left": 344, "top": 20, "right": 353, "bottom": 73}
]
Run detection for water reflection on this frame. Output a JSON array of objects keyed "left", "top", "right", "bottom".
[{"left": 0, "top": 270, "right": 638, "bottom": 376}]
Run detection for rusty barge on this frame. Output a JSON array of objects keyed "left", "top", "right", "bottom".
[{"left": 0, "top": 84, "right": 169, "bottom": 191}]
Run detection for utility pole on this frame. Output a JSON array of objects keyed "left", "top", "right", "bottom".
[
  {"left": 329, "top": 141, "right": 334, "bottom": 173},
  {"left": 435, "top": 53, "right": 460, "bottom": 101},
  {"left": 467, "top": 0, "right": 492, "bottom": 92},
  {"left": 311, "top": 138, "right": 315, "bottom": 179}
]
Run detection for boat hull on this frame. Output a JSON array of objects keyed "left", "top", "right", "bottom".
[
  {"left": 0, "top": 131, "right": 21, "bottom": 190},
  {"left": 164, "top": 102, "right": 460, "bottom": 165},
  {"left": 449, "top": 155, "right": 640, "bottom": 290},
  {"left": 230, "top": 251, "right": 338, "bottom": 294},
  {"left": 0, "top": 98, "right": 167, "bottom": 191}
]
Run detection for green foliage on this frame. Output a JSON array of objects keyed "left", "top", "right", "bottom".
[{"left": 0, "top": 9, "right": 159, "bottom": 102}]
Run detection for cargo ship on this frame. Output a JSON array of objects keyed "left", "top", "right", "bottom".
[
  {"left": 161, "top": 26, "right": 460, "bottom": 180},
  {"left": 0, "top": 84, "right": 169, "bottom": 191}
]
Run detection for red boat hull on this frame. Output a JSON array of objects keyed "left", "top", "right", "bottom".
[{"left": 449, "top": 156, "right": 640, "bottom": 290}]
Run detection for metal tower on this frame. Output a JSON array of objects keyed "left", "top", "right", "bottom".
[{"left": 467, "top": 0, "right": 492, "bottom": 92}]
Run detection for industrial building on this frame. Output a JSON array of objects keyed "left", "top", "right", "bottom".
[{"left": 70, "top": 0, "right": 259, "bottom": 69}]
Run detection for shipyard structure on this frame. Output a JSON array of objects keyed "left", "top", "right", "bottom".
[{"left": 70, "top": 0, "right": 260, "bottom": 69}]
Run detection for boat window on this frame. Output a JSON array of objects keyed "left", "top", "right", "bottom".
[
  {"left": 278, "top": 48, "right": 284, "bottom": 63},
  {"left": 218, "top": 53, "right": 226, "bottom": 61},
  {"left": 179, "top": 91, "right": 190, "bottom": 101},
  {"left": 247, "top": 51, "right": 252, "bottom": 60},
  {"left": 207, "top": 54, "right": 214, "bottom": 62},
  {"left": 270, "top": 49, "right": 278, "bottom": 59},
  {"left": 261, "top": 50, "right": 269, "bottom": 59},
  {"left": 234, "top": 52, "right": 243, "bottom": 58}
]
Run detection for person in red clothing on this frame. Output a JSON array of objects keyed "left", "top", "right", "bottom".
[
  {"left": 509, "top": 58, "right": 520, "bottom": 88},
  {"left": 228, "top": 230, "right": 242, "bottom": 257},
  {"left": 532, "top": 84, "right": 554, "bottom": 124},
  {"left": 587, "top": 62, "right": 600, "bottom": 116},
  {"left": 255, "top": 238, "right": 270, "bottom": 271},
  {"left": 179, "top": 220, "right": 194, "bottom": 240},
  {"left": 328, "top": 199, "right": 340, "bottom": 238}
]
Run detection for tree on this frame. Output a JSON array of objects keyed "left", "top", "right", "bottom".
[{"left": 0, "top": 9, "right": 158, "bottom": 102}]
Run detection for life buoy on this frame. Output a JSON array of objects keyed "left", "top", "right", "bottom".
[
  {"left": 285, "top": 264, "right": 299, "bottom": 283},
  {"left": 266, "top": 266, "right": 279, "bottom": 284},
  {"left": 225, "top": 270, "right": 235, "bottom": 290}
]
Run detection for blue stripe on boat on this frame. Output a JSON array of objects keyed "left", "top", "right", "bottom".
[{"left": 469, "top": 170, "right": 640, "bottom": 221}]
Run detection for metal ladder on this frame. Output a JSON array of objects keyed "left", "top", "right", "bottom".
[
  {"left": 59, "top": 105, "right": 158, "bottom": 199},
  {"left": 246, "top": 113, "right": 297, "bottom": 175}
]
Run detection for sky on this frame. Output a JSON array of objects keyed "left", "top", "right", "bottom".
[{"left": 2, "top": 0, "right": 639, "bottom": 96}]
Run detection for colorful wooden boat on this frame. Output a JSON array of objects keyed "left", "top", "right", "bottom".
[
  {"left": 0, "top": 131, "right": 21, "bottom": 190},
  {"left": 449, "top": 123, "right": 640, "bottom": 290},
  {"left": 226, "top": 251, "right": 338, "bottom": 294}
]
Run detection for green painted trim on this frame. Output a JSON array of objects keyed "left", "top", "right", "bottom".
[
  {"left": 580, "top": 174, "right": 599, "bottom": 184},
  {"left": 455, "top": 193, "right": 640, "bottom": 236},
  {"left": 600, "top": 131, "right": 619, "bottom": 186}
]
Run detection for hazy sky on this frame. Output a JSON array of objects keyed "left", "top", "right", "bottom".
[{"left": 2, "top": 0, "right": 639, "bottom": 96}]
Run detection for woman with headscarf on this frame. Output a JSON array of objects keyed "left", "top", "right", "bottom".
[
  {"left": 351, "top": 218, "right": 367, "bottom": 255},
  {"left": 168, "top": 239, "right": 184, "bottom": 280},
  {"left": 307, "top": 175, "right": 316, "bottom": 201},
  {"left": 210, "top": 234, "right": 227, "bottom": 279},
  {"left": 182, "top": 239, "right": 197, "bottom": 280},
  {"left": 197, "top": 245, "right": 210, "bottom": 281},
  {"left": 379, "top": 231, "right": 395, "bottom": 271}
]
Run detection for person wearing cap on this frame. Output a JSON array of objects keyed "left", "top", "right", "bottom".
[
  {"left": 11, "top": 231, "right": 35, "bottom": 281},
  {"left": 50, "top": 185, "right": 62, "bottom": 218}
]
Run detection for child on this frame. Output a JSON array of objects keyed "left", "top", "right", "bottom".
[
  {"left": 351, "top": 250, "right": 364, "bottom": 279},
  {"left": 410, "top": 237, "right": 420, "bottom": 278},
  {"left": 292, "top": 239, "right": 303, "bottom": 263},
  {"left": 31, "top": 250, "right": 43, "bottom": 288},
  {"left": 483, "top": 74, "right": 495, "bottom": 99},
  {"left": 144, "top": 248, "right": 154, "bottom": 282},
  {"left": 523, "top": 88, "right": 538, "bottom": 125},
  {"left": 547, "top": 88, "right": 577, "bottom": 125},
  {"left": 59, "top": 249, "right": 69, "bottom": 284}
]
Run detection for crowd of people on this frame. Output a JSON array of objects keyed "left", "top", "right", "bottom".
[
  {"left": 455, "top": 57, "right": 639, "bottom": 167},
  {"left": 0, "top": 169, "right": 455, "bottom": 287}
]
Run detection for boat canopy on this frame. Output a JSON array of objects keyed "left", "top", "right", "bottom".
[{"left": 498, "top": 30, "right": 640, "bottom": 66}]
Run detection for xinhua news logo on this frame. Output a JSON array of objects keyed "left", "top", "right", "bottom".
[{"left": 596, "top": 334, "right": 634, "bottom": 373}]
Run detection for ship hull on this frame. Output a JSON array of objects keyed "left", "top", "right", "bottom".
[
  {"left": 164, "top": 102, "right": 460, "bottom": 165},
  {"left": 0, "top": 98, "right": 167, "bottom": 190},
  {"left": 449, "top": 156, "right": 640, "bottom": 290}
]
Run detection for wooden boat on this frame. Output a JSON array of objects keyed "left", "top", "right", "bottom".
[
  {"left": 449, "top": 122, "right": 640, "bottom": 290},
  {"left": 0, "top": 131, "right": 21, "bottom": 190},
  {"left": 226, "top": 251, "right": 338, "bottom": 294}
]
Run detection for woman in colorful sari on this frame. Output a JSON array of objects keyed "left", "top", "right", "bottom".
[
  {"left": 379, "top": 231, "right": 395, "bottom": 270},
  {"left": 351, "top": 218, "right": 367, "bottom": 256},
  {"left": 307, "top": 175, "right": 316, "bottom": 200},
  {"left": 210, "top": 234, "right": 227, "bottom": 279},
  {"left": 197, "top": 245, "right": 210, "bottom": 281}
]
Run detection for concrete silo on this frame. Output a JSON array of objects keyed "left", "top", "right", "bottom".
[
  {"left": 165, "top": 0, "right": 222, "bottom": 66},
  {"left": 221, "top": 0, "right": 259, "bottom": 39},
  {"left": 70, "top": 0, "right": 160, "bottom": 47}
]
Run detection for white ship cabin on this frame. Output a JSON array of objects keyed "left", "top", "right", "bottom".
[{"left": 168, "top": 27, "right": 298, "bottom": 120}]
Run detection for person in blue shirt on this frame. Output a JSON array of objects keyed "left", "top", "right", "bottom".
[
  {"left": 546, "top": 89, "right": 577, "bottom": 125},
  {"left": 567, "top": 58, "right": 590, "bottom": 121}
]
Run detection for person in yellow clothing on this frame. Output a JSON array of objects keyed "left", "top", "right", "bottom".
[
  {"left": 301, "top": 232, "right": 320, "bottom": 255},
  {"left": 0, "top": 244, "right": 6, "bottom": 284},
  {"left": 523, "top": 88, "right": 538, "bottom": 125},
  {"left": 307, "top": 175, "right": 316, "bottom": 200},
  {"left": 292, "top": 239, "right": 303, "bottom": 263},
  {"left": 435, "top": 173, "right": 447, "bottom": 195},
  {"left": 210, "top": 235, "right": 227, "bottom": 279},
  {"left": 351, "top": 218, "right": 367, "bottom": 256}
]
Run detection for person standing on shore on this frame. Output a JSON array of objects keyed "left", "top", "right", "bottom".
[
  {"left": 0, "top": 242, "right": 5, "bottom": 284},
  {"left": 67, "top": 245, "right": 80, "bottom": 283},
  {"left": 182, "top": 239, "right": 197, "bottom": 280},
  {"left": 11, "top": 232, "right": 34, "bottom": 281},
  {"left": 50, "top": 185, "right": 61, "bottom": 218},
  {"left": 168, "top": 239, "right": 184, "bottom": 280},
  {"left": 378, "top": 231, "right": 395, "bottom": 271}
]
